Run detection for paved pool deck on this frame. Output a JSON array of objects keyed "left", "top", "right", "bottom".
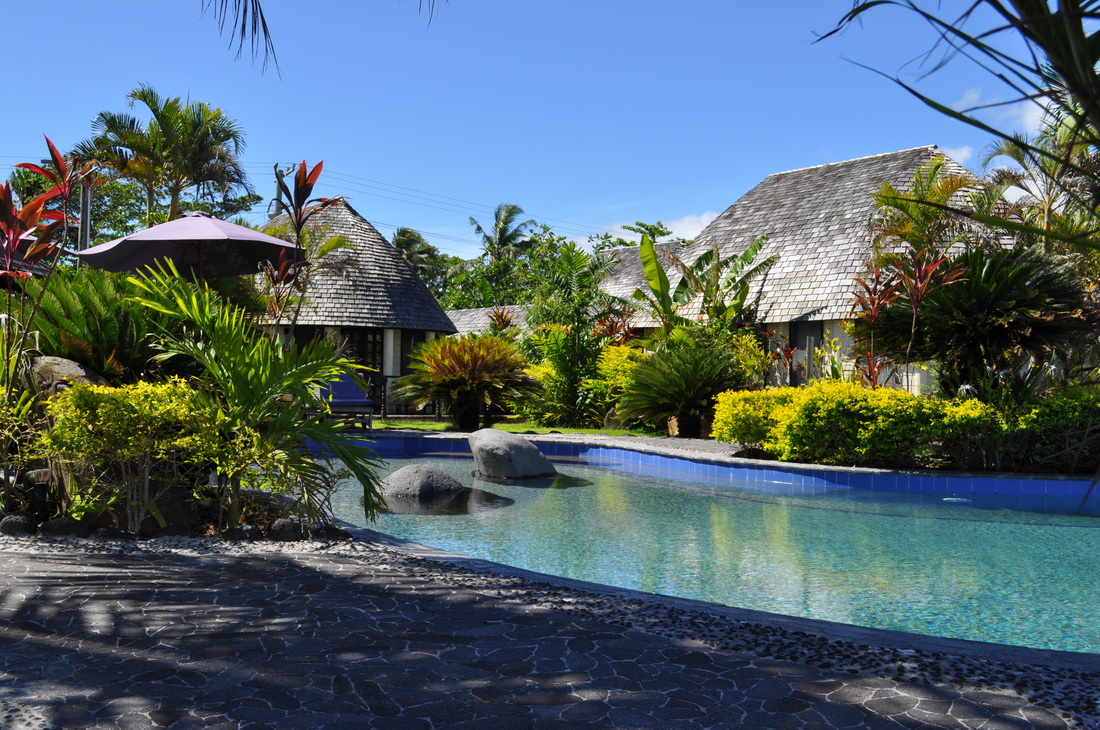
[{"left": 0, "top": 533, "right": 1094, "bottom": 728}]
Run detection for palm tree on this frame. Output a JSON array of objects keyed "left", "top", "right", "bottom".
[
  {"left": 982, "top": 114, "right": 1100, "bottom": 251},
  {"left": 76, "top": 85, "right": 251, "bottom": 224},
  {"left": 469, "top": 203, "right": 535, "bottom": 263}
]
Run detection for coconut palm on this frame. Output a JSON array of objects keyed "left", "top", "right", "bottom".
[
  {"left": 982, "top": 114, "right": 1100, "bottom": 251},
  {"left": 76, "top": 85, "right": 251, "bottom": 223},
  {"left": 469, "top": 203, "right": 536, "bottom": 263}
]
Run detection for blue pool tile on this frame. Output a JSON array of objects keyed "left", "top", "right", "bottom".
[
  {"left": 847, "top": 473, "right": 872, "bottom": 492},
  {"left": 972, "top": 478, "right": 1001, "bottom": 496},
  {"left": 1018, "top": 478, "right": 1048, "bottom": 497},
  {"left": 1046, "top": 480, "right": 1083, "bottom": 498},
  {"left": 1046, "top": 496, "right": 1080, "bottom": 512}
]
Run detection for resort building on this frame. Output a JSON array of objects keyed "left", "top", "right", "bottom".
[
  {"left": 263, "top": 200, "right": 457, "bottom": 410},
  {"left": 602, "top": 146, "right": 974, "bottom": 388}
]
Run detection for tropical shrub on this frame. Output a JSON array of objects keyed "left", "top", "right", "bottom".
[
  {"left": 582, "top": 344, "right": 647, "bottom": 426},
  {"left": 0, "top": 391, "right": 42, "bottom": 509},
  {"left": 1016, "top": 389, "right": 1100, "bottom": 474},
  {"left": 130, "top": 264, "right": 382, "bottom": 528},
  {"left": 859, "top": 245, "right": 1100, "bottom": 402},
  {"left": 36, "top": 379, "right": 215, "bottom": 530},
  {"left": 934, "top": 398, "right": 1008, "bottom": 471},
  {"left": 853, "top": 387, "right": 942, "bottom": 468},
  {"left": 523, "top": 324, "right": 605, "bottom": 427},
  {"left": 766, "top": 381, "right": 873, "bottom": 465},
  {"left": 394, "top": 334, "right": 538, "bottom": 432},
  {"left": 711, "top": 388, "right": 796, "bottom": 449},
  {"left": 759, "top": 381, "right": 938, "bottom": 468},
  {"left": 618, "top": 345, "right": 743, "bottom": 438}
]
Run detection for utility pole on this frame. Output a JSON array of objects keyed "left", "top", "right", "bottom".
[{"left": 267, "top": 165, "right": 294, "bottom": 219}]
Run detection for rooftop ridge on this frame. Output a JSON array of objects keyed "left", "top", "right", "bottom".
[{"left": 763, "top": 145, "right": 941, "bottom": 179}]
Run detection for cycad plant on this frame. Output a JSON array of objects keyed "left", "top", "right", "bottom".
[
  {"left": 618, "top": 345, "right": 743, "bottom": 438},
  {"left": 394, "top": 334, "right": 538, "bottom": 432},
  {"left": 21, "top": 268, "right": 166, "bottom": 384}
]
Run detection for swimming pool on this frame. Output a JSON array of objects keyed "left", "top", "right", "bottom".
[{"left": 330, "top": 441, "right": 1100, "bottom": 654}]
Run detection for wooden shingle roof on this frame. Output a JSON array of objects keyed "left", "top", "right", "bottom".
[
  {"left": 445, "top": 305, "right": 529, "bottom": 335},
  {"left": 680, "top": 145, "right": 972, "bottom": 323},
  {"left": 263, "top": 201, "right": 456, "bottom": 333}
]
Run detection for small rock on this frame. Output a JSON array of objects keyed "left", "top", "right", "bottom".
[
  {"left": 0, "top": 513, "right": 36, "bottom": 536},
  {"left": 38, "top": 516, "right": 90, "bottom": 538},
  {"left": 309, "top": 523, "right": 351, "bottom": 541},
  {"left": 220, "top": 525, "right": 263, "bottom": 541},
  {"left": 268, "top": 518, "right": 305, "bottom": 542}
]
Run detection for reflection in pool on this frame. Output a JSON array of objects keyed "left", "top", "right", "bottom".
[{"left": 330, "top": 454, "right": 1100, "bottom": 653}]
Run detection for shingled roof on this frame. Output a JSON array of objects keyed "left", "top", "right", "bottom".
[
  {"left": 445, "top": 305, "right": 530, "bottom": 335},
  {"left": 681, "top": 145, "right": 972, "bottom": 323},
  {"left": 263, "top": 201, "right": 456, "bottom": 333}
]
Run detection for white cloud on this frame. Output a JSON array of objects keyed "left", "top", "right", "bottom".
[
  {"left": 939, "top": 146, "right": 973, "bottom": 164},
  {"left": 952, "top": 88, "right": 983, "bottom": 112},
  {"left": 665, "top": 211, "right": 719, "bottom": 241}
]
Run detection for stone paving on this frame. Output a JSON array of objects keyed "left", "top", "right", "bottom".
[{"left": 0, "top": 535, "right": 1095, "bottom": 729}]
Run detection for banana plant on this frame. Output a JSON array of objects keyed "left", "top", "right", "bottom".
[
  {"left": 672, "top": 234, "right": 776, "bottom": 331},
  {"left": 630, "top": 234, "right": 689, "bottom": 336}
]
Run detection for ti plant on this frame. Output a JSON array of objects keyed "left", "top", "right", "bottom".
[
  {"left": 850, "top": 268, "right": 900, "bottom": 389},
  {"left": 265, "top": 160, "right": 345, "bottom": 341}
]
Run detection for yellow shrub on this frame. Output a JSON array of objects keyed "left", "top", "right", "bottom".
[{"left": 712, "top": 387, "right": 797, "bottom": 449}]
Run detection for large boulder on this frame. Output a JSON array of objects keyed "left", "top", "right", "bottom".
[
  {"left": 26, "top": 356, "right": 110, "bottom": 399},
  {"left": 468, "top": 429, "right": 557, "bottom": 480},
  {"left": 381, "top": 464, "right": 465, "bottom": 500}
]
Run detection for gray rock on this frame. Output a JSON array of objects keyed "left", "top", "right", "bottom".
[
  {"left": 38, "top": 516, "right": 90, "bottom": 538},
  {"left": 268, "top": 518, "right": 305, "bottom": 542},
  {"left": 0, "top": 513, "right": 36, "bottom": 536},
  {"left": 158, "top": 522, "right": 192, "bottom": 537},
  {"left": 309, "top": 523, "right": 351, "bottom": 541},
  {"left": 381, "top": 464, "right": 465, "bottom": 500},
  {"left": 468, "top": 429, "right": 557, "bottom": 480},
  {"left": 25, "top": 356, "right": 110, "bottom": 400},
  {"left": 220, "top": 525, "right": 263, "bottom": 541}
]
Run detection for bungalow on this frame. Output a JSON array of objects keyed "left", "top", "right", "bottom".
[
  {"left": 604, "top": 145, "right": 973, "bottom": 387},
  {"left": 263, "top": 200, "right": 457, "bottom": 411}
]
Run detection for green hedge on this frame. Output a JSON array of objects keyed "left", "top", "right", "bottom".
[{"left": 712, "top": 381, "right": 1100, "bottom": 474}]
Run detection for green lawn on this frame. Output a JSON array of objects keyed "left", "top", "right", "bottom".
[{"left": 372, "top": 418, "right": 657, "bottom": 438}]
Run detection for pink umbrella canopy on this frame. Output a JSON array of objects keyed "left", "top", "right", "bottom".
[{"left": 76, "top": 211, "right": 300, "bottom": 280}]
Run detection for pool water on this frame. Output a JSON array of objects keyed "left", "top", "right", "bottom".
[{"left": 330, "top": 454, "right": 1100, "bottom": 654}]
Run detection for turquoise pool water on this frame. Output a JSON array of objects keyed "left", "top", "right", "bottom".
[{"left": 331, "top": 453, "right": 1100, "bottom": 653}]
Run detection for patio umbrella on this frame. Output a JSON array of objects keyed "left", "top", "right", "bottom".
[{"left": 76, "top": 211, "right": 300, "bottom": 280}]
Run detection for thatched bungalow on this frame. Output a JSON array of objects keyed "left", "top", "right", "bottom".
[
  {"left": 263, "top": 200, "right": 456, "bottom": 410},
  {"left": 602, "top": 146, "right": 973, "bottom": 386}
]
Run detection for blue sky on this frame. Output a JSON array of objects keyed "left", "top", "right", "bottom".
[{"left": 5, "top": 2, "right": 1036, "bottom": 259}]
